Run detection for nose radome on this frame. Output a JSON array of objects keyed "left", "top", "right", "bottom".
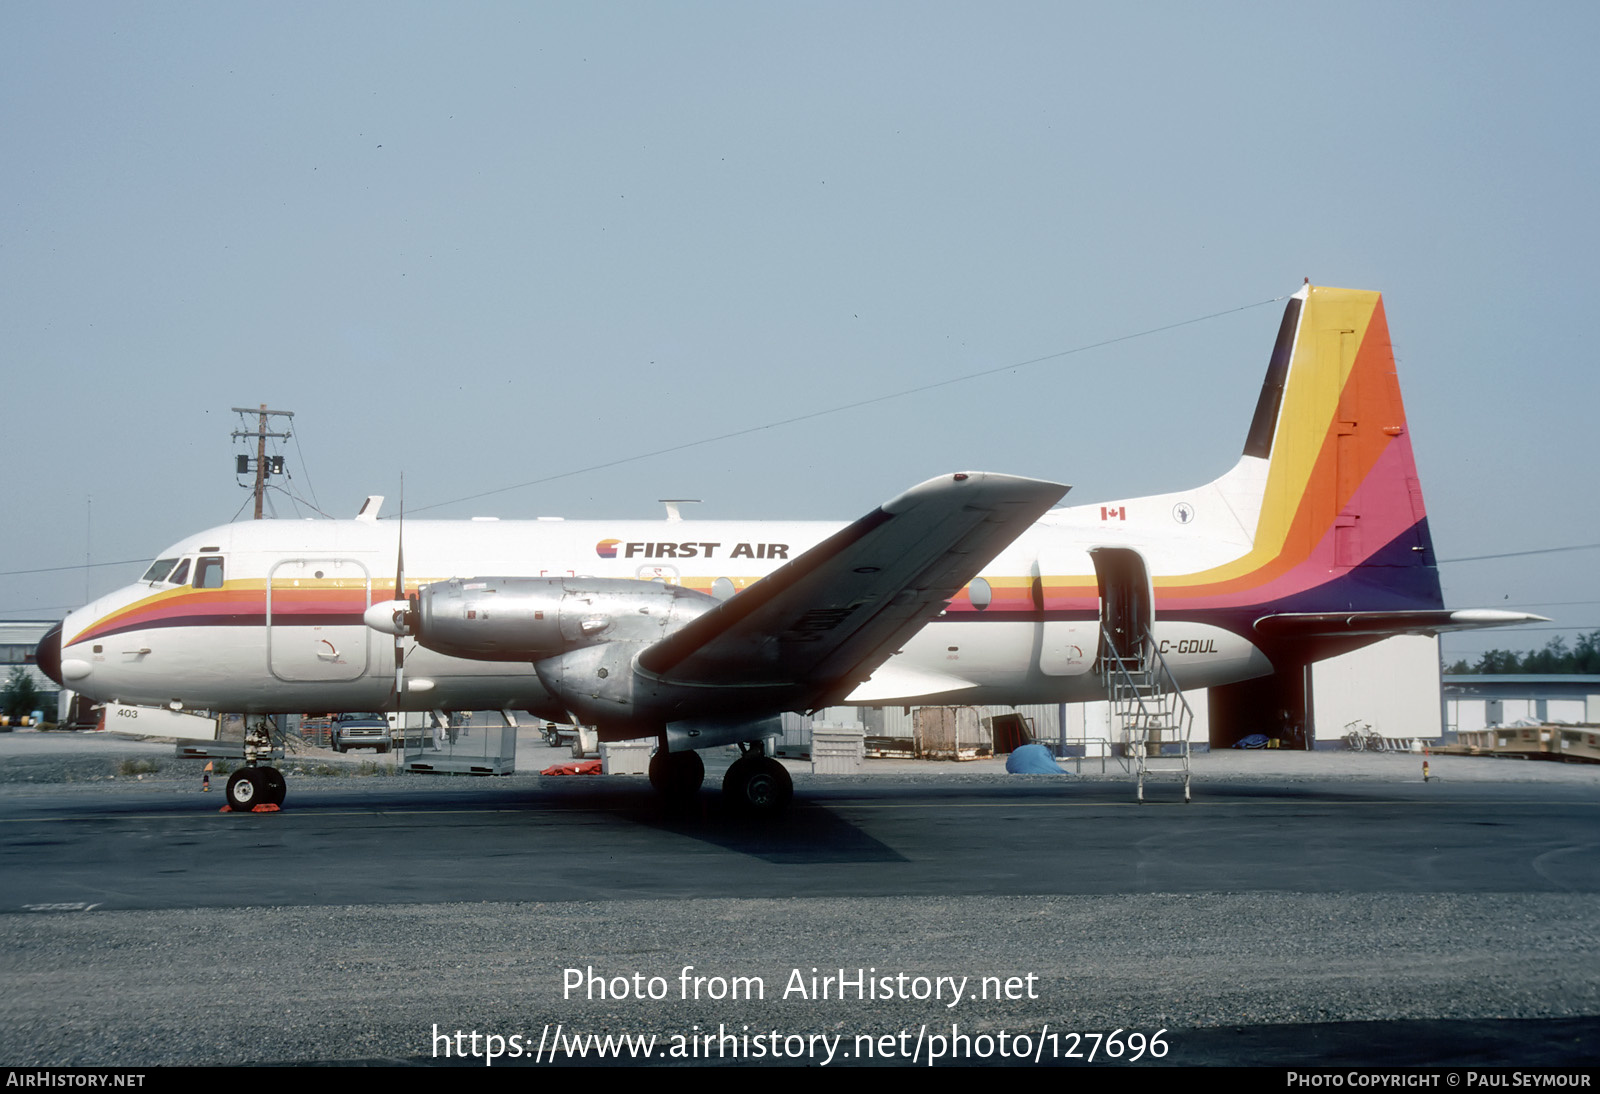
[{"left": 35, "top": 623, "right": 63, "bottom": 687}]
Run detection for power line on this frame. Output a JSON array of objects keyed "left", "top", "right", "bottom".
[
  {"left": 1482, "top": 599, "right": 1600, "bottom": 610},
  {"left": 1439, "top": 542, "right": 1600, "bottom": 564},
  {"left": 291, "top": 427, "right": 321, "bottom": 511},
  {"left": 268, "top": 482, "right": 333, "bottom": 519},
  {"left": 0, "top": 559, "right": 149, "bottom": 577},
  {"left": 1455, "top": 624, "right": 1599, "bottom": 633},
  {"left": 411, "top": 293, "right": 1290, "bottom": 514}
]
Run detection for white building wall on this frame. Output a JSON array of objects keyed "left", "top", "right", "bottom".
[
  {"left": 1312, "top": 635, "right": 1442, "bottom": 740},
  {"left": 1499, "top": 699, "right": 1539, "bottom": 724},
  {"left": 1549, "top": 700, "right": 1587, "bottom": 723},
  {"left": 1446, "top": 699, "right": 1486, "bottom": 735},
  {"left": 1447, "top": 696, "right": 1593, "bottom": 733}
]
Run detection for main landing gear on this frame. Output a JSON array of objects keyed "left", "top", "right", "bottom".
[
  {"left": 723, "top": 749, "right": 792, "bottom": 814},
  {"left": 225, "top": 766, "right": 286, "bottom": 811},
  {"left": 648, "top": 741, "right": 794, "bottom": 815},
  {"left": 648, "top": 748, "right": 704, "bottom": 798}
]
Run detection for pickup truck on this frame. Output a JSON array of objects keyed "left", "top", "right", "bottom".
[{"left": 331, "top": 712, "right": 392, "bottom": 753}]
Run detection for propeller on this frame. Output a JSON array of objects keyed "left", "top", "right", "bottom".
[
  {"left": 393, "top": 485, "right": 405, "bottom": 704},
  {"left": 361, "top": 480, "right": 420, "bottom": 722}
]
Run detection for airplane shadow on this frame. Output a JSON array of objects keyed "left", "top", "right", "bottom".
[
  {"left": 268, "top": 776, "right": 915, "bottom": 865},
  {"left": 586, "top": 784, "right": 912, "bottom": 865}
]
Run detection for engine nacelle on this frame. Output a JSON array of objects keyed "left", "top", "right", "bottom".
[{"left": 410, "top": 576, "right": 720, "bottom": 663}]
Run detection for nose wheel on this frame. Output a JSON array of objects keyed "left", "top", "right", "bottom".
[{"left": 224, "top": 766, "right": 287, "bottom": 811}]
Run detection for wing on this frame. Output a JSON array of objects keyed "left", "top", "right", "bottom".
[{"left": 636, "top": 472, "right": 1068, "bottom": 705}]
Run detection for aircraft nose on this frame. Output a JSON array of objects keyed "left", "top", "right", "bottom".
[{"left": 36, "top": 623, "right": 64, "bottom": 687}]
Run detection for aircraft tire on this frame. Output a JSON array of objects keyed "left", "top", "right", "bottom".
[
  {"left": 648, "top": 748, "right": 704, "bottom": 797},
  {"left": 257, "top": 766, "right": 287, "bottom": 807},
  {"left": 225, "top": 768, "right": 262, "bottom": 811},
  {"left": 723, "top": 756, "right": 792, "bottom": 815}
]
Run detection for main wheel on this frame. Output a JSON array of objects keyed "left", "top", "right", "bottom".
[
  {"left": 225, "top": 768, "right": 263, "bottom": 810},
  {"left": 648, "top": 748, "right": 704, "bottom": 797},
  {"left": 723, "top": 756, "right": 793, "bottom": 815},
  {"left": 256, "top": 766, "right": 287, "bottom": 807}
]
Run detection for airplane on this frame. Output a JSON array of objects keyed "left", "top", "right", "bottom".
[{"left": 36, "top": 284, "right": 1544, "bottom": 813}]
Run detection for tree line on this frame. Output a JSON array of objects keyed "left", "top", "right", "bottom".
[{"left": 1445, "top": 631, "right": 1600, "bottom": 675}]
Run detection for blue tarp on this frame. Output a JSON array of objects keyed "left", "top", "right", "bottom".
[
  {"left": 1005, "top": 743, "right": 1070, "bottom": 774},
  {"left": 1234, "top": 733, "right": 1270, "bottom": 749}
]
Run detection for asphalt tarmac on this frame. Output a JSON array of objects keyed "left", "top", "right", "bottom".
[{"left": 1, "top": 733, "right": 1596, "bottom": 1068}]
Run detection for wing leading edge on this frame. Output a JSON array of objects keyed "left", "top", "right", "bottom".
[{"left": 635, "top": 472, "right": 1068, "bottom": 706}]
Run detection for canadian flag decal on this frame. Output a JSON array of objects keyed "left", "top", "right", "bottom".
[{"left": 1100, "top": 506, "right": 1126, "bottom": 521}]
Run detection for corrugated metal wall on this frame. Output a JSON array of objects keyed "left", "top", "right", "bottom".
[{"left": 781, "top": 701, "right": 1149, "bottom": 757}]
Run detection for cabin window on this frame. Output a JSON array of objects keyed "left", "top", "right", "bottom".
[
  {"left": 968, "top": 577, "right": 992, "bottom": 611},
  {"left": 168, "top": 558, "right": 191, "bottom": 586},
  {"left": 142, "top": 558, "right": 179, "bottom": 583},
  {"left": 195, "top": 557, "right": 225, "bottom": 589}
]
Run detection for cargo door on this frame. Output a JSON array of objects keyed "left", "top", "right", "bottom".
[{"left": 267, "top": 558, "right": 371, "bottom": 682}]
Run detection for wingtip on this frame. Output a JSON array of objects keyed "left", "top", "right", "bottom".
[
  {"left": 1448, "top": 610, "right": 1552, "bottom": 627},
  {"left": 882, "top": 472, "right": 1070, "bottom": 516}
]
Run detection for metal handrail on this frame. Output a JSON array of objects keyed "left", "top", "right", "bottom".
[
  {"left": 1098, "top": 627, "right": 1192, "bottom": 741},
  {"left": 1099, "top": 624, "right": 1195, "bottom": 800}
]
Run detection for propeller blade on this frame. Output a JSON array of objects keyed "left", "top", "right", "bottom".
[{"left": 394, "top": 477, "right": 406, "bottom": 703}]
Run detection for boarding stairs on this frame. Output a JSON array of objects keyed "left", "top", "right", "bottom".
[{"left": 1100, "top": 625, "right": 1194, "bottom": 802}]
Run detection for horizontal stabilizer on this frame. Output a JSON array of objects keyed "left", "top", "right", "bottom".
[{"left": 1254, "top": 609, "right": 1549, "bottom": 640}]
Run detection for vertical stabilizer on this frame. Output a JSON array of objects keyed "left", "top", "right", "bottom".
[{"left": 1176, "top": 285, "right": 1442, "bottom": 613}]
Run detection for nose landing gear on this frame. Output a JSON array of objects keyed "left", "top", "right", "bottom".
[{"left": 223, "top": 766, "right": 286, "bottom": 812}]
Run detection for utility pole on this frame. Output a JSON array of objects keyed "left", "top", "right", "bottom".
[{"left": 231, "top": 405, "right": 294, "bottom": 520}]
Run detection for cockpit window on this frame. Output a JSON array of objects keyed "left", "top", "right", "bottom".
[
  {"left": 142, "top": 558, "right": 179, "bottom": 583},
  {"left": 194, "top": 556, "right": 225, "bottom": 589},
  {"left": 168, "top": 558, "right": 192, "bottom": 586}
]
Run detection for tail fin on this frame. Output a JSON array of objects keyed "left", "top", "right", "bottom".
[{"left": 1196, "top": 284, "right": 1443, "bottom": 613}]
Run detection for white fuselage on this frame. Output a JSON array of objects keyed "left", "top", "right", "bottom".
[{"left": 54, "top": 497, "right": 1274, "bottom": 718}]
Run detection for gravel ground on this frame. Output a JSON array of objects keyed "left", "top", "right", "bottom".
[
  {"left": 2, "top": 730, "right": 1596, "bottom": 1066},
  {"left": 4, "top": 894, "right": 1596, "bottom": 1066}
]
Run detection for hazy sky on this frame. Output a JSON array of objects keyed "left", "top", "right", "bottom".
[{"left": 4, "top": 1, "right": 1596, "bottom": 665}]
